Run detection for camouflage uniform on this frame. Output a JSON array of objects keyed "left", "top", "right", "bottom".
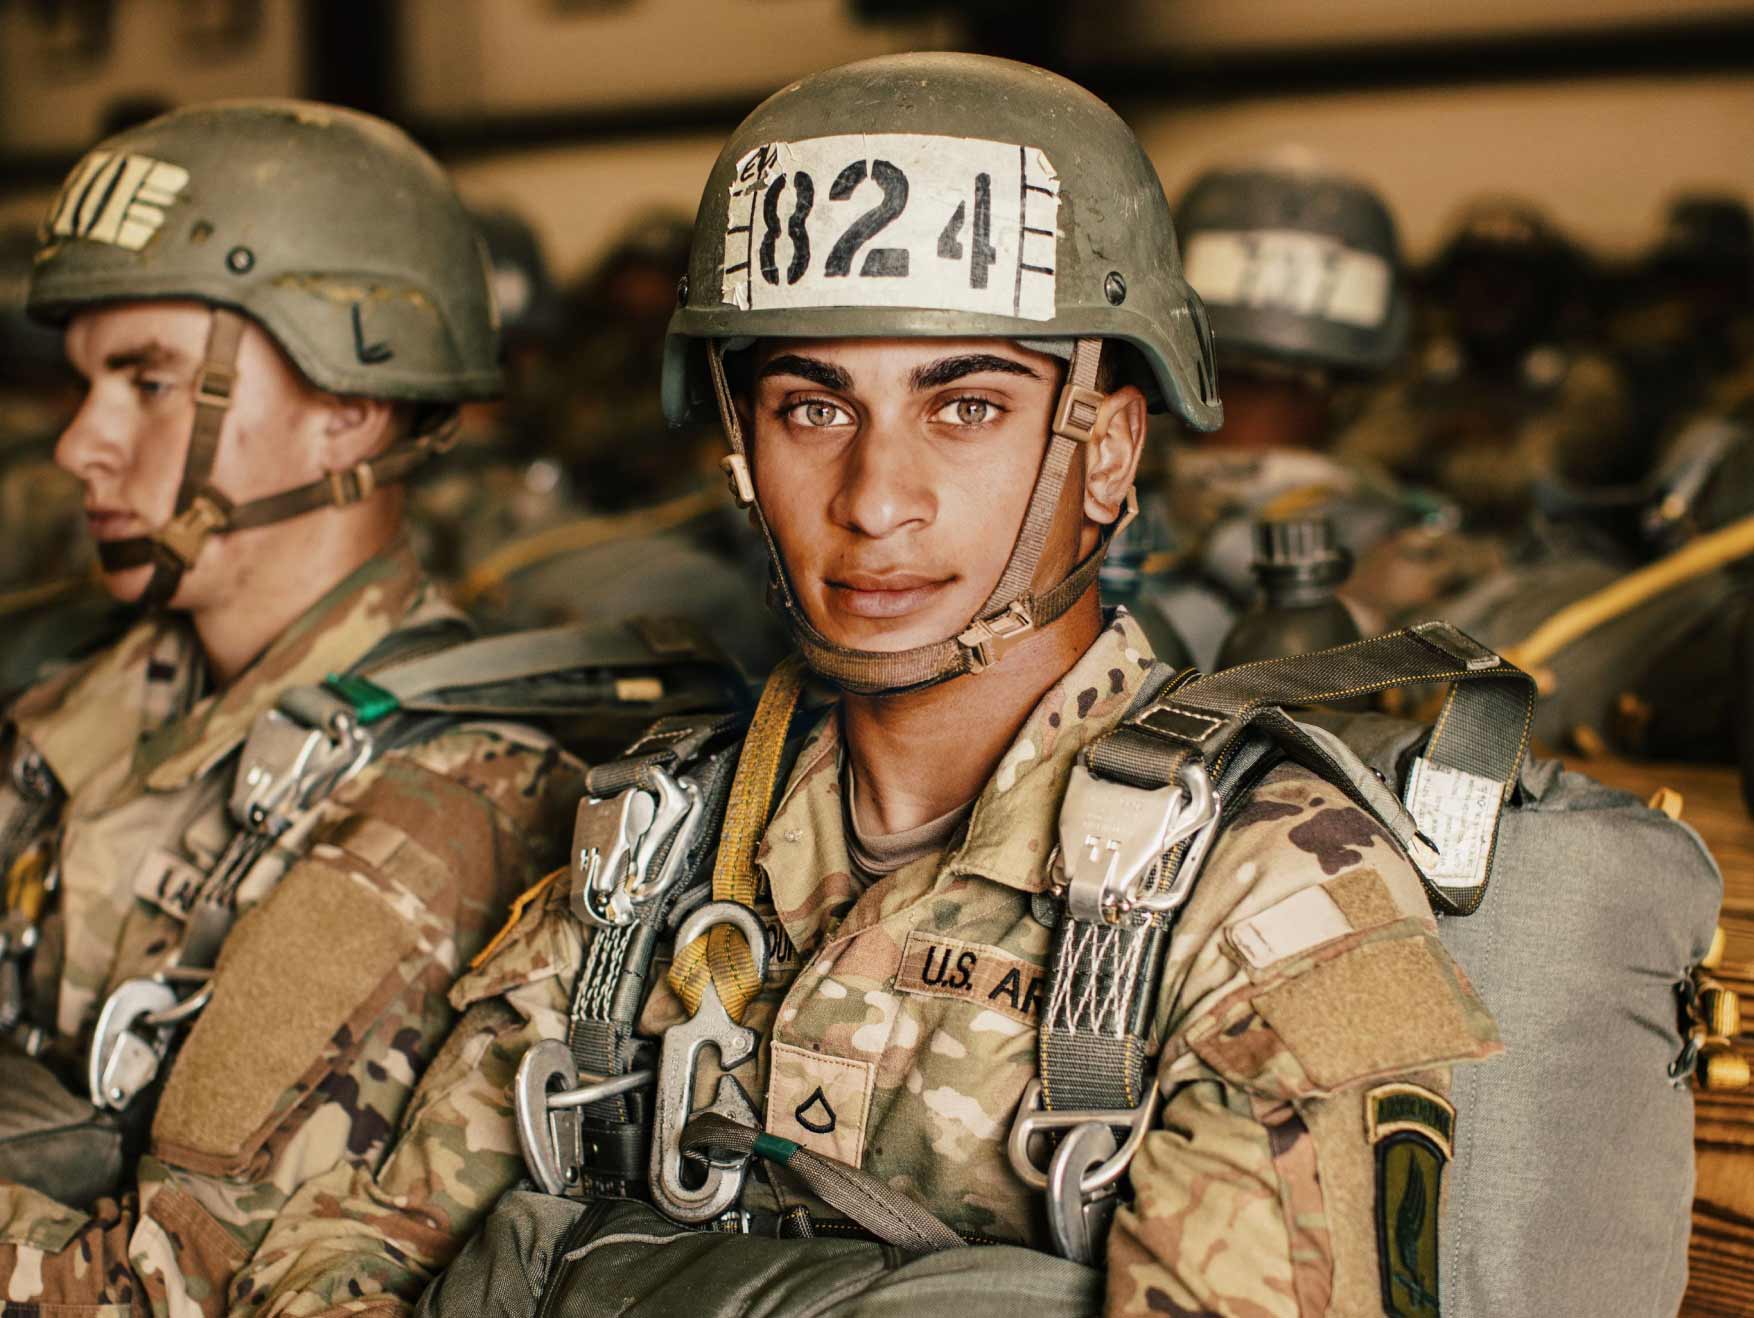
[
  {"left": 237, "top": 613, "right": 1497, "bottom": 1317},
  {"left": 0, "top": 540, "right": 581, "bottom": 1317}
]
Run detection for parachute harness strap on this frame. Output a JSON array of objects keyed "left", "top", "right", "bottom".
[
  {"left": 667, "top": 654, "right": 807, "bottom": 1023},
  {"left": 706, "top": 338, "right": 1130, "bottom": 696},
  {"left": 98, "top": 307, "right": 459, "bottom": 605}
]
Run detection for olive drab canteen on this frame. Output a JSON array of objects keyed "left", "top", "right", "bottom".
[
  {"left": 662, "top": 52, "right": 1222, "bottom": 434},
  {"left": 1175, "top": 164, "right": 1411, "bottom": 375},
  {"left": 29, "top": 100, "right": 501, "bottom": 403}
]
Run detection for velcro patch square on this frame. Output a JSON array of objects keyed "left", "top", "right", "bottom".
[
  {"left": 1226, "top": 885, "right": 1352, "bottom": 970},
  {"left": 764, "top": 1041, "right": 876, "bottom": 1168}
]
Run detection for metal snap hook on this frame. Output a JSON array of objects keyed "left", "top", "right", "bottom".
[{"left": 648, "top": 901, "right": 767, "bottom": 1224}]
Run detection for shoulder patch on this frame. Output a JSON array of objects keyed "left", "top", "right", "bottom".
[
  {"left": 1369, "top": 1082, "right": 1451, "bottom": 1318},
  {"left": 1367, "top": 1081, "right": 1455, "bottom": 1159}
]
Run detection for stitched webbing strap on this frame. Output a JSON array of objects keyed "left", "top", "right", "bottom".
[
  {"left": 667, "top": 655, "right": 806, "bottom": 1021},
  {"left": 554, "top": 712, "right": 746, "bottom": 1180},
  {"left": 683, "top": 1113, "right": 966, "bottom": 1252},
  {"left": 705, "top": 339, "right": 1121, "bottom": 696},
  {"left": 1039, "top": 624, "right": 1536, "bottom": 1115}
]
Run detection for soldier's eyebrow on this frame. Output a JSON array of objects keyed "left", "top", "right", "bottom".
[
  {"left": 909, "top": 353, "right": 1043, "bottom": 391},
  {"left": 758, "top": 354, "right": 853, "bottom": 392},
  {"left": 103, "top": 341, "right": 184, "bottom": 372}
]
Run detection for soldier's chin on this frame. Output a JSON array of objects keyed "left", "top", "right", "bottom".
[{"left": 100, "top": 563, "right": 159, "bottom": 605}]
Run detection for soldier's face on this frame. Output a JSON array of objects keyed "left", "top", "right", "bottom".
[
  {"left": 746, "top": 337, "right": 1068, "bottom": 654},
  {"left": 56, "top": 301, "right": 335, "bottom": 608}
]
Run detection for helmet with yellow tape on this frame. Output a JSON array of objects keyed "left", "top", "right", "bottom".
[
  {"left": 663, "top": 52, "right": 1222, "bottom": 695},
  {"left": 28, "top": 99, "right": 499, "bottom": 607}
]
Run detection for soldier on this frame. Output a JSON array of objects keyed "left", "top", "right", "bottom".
[
  {"left": 1610, "top": 193, "right": 1754, "bottom": 462},
  {"left": 0, "top": 103, "right": 583, "bottom": 1313},
  {"left": 243, "top": 55, "right": 1500, "bottom": 1317},
  {"left": 443, "top": 209, "right": 787, "bottom": 678},
  {"left": 1338, "top": 199, "right": 1635, "bottom": 537},
  {"left": 1136, "top": 163, "right": 1497, "bottom": 666},
  {"left": 406, "top": 206, "right": 577, "bottom": 580}
]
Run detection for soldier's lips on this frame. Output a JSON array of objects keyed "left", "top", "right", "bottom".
[
  {"left": 84, "top": 509, "right": 139, "bottom": 540},
  {"left": 825, "top": 572, "right": 954, "bottom": 619}
]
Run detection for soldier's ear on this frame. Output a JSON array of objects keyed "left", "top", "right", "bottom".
[
  {"left": 1082, "top": 384, "right": 1147, "bottom": 525},
  {"left": 322, "top": 395, "right": 402, "bottom": 463}
]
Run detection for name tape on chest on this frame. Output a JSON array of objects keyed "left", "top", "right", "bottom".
[
  {"left": 1183, "top": 228, "right": 1391, "bottom": 329},
  {"left": 896, "top": 929, "right": 1044, "bottom": 1025},
  {"left": 722, "top": 133, "right": 1061, "bottom": 321}
]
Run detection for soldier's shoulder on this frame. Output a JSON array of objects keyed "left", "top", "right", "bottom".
[
  {"left": 451, "top": 865, "right": 582, "bottom": 1010},
  {"left": 369, "top": 720, "right": 586, "bottom": 836},
  {"left": 1193, "top": 760, "right": 1430, "bottom": 923},
  {"left": 7, "top": 618, "right": 155, "bottom": 724}
]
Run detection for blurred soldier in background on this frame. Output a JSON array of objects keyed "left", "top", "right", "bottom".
[
  {"left": 0, "top": 226, "right": 126, "bottom": 696},
  {"left": 1129, "top": 161, "right": 1496, "bottom": 668},
  {"left": 436, "top": 208, "right": 786, "bottom": 677},
  {"left": 1339, "top": 199, "right": 1636, "bottom": 538},
  {"left": 1609, "top": 193, "right": 1754, "bottom": 462},
  {"left": 0, "top": 101, "right": 583, "bottom": 1314},
  {"left": 1429, "top": 195, "right": 1754, "bottom": 765},
  {"left": 409, "top": 206, "right": 577, "bottom": 578}
]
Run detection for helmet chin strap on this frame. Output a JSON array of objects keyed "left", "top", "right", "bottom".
[
  {"left": 707, "top": 336, "right": 1136, "bottom": 697},
  {"left": 97, "top": 307, "right": 458, "bottom": 610}
]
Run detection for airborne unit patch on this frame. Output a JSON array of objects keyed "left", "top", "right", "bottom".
[{"left": 1368, "top": 1083, "right": 1453, "bottom": 1318}]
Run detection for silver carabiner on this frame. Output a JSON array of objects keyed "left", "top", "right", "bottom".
[
  {"left": 1060, "top": 759, "right": 1220, "bottom": 924},
  {"left": 572, "top": 767, "right": 703, "bottom": 929},
  {"left": 1006, "top": 1078, "right": 1160, "bottom": 1196},
  {"left": 648, "top": 901, "right": 768, "bottom": 1225},
  {"left": 626, "top": 772, "right": 703, "bottom": 906},
  {"left": 230, "top": 707, "right": 371, "bottom": 839},
  {"left": 1045, "top": 1121, "right": 1120, "bottom": 1264},
  {"left": 88, "top": 977, "right": 178, "bottom": 1110},
  {"left": 513, "top": 1039, "right": 658, "bottom": 1196},
  {"left": 571, "top": 788, "right": 658, "bottom": 928}
]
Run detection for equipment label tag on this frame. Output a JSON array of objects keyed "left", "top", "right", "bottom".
[
  {"left": 721, "top": 133, "right": 1060, "bottom": 321},
  {"left": 1403, "top": 757, "right": 1499, "bottom": 892},
  {"left": 1183, "top": 228, "right": 1392, "bottom": 328}
]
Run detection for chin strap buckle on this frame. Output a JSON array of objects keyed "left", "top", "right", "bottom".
[
  {"left": 154, "top": 495, "right": 229, "bottom": 569},
  {"left": 958, "top": 601, "right": 1036, "bottom": 674},
  {"left": 720, "top": 454, "right": 756, "bottom": 508},
  {"left": 327, "top": 461, "right": 379, "bottom": 507},
  {"left": 1052, "top": 383, "right": 1106, "bottom": 444}
]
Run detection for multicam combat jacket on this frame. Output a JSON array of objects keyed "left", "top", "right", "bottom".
[
  {"left": 0, "top": 541, "right": 580, "bottom": 1317},
  {"left": 243, "top": 612, "right": 1499, "bottom": 1318}
]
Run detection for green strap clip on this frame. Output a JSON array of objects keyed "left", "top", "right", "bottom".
[
  {"left": 751, "top": 1132, "right": 801, "bottom": 1165},
  {"left": 324, "top": 672, "right": 400, "bottom": 725}
]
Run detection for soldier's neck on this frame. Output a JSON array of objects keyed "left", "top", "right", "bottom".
[
  {"left": 190, "top": 507, "right": 401, "bottom": 686},
  {"left": 839, "top": 590, "right": 1101, "bottom": 836}
]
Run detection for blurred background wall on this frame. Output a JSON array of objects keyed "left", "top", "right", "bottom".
[{"left": 2, "top": 0, "right": 1750, "bottom": 279}]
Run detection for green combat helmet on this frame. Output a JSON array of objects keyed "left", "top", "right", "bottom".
[
  {"left": 662, "top": 52, "right": 1222, "bottom": 695},
  {"left": 28, "top": 100, "right": 501, "bottom": 608},
  {"left": 1175, "top": 162, "right": 1410, "bottom": 375}
]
